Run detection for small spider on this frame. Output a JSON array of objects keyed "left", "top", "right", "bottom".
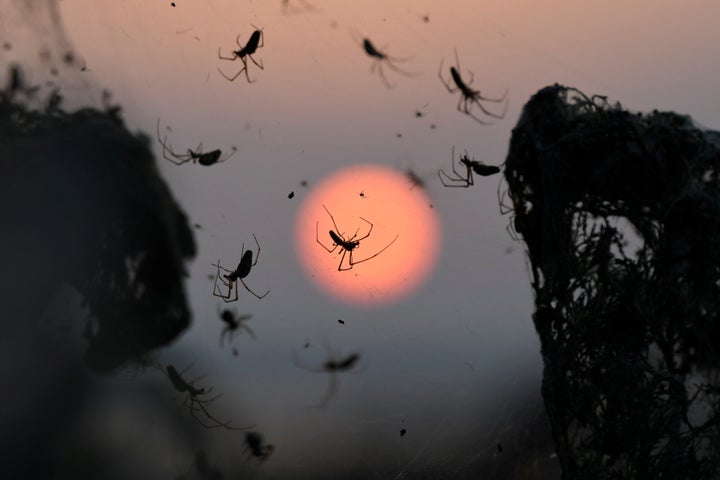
[
  {"left": 163, "top": 364, "right": 251, "bottom": 430},
  {"left": 244, "top": 431, "right": 274, "bottom": 463},
  {"left": 358, "top": 36, "right": 417, "bottom": 89},
  {"left": 438, "top": 49, "right": 508, "bottom": 124},
  {"left": 295, "top": 348, "right": 361, "bottom": 407},
  {"left": 218, "top": 306, "right": 255, "bottom": 346},
  {"left": 218, "top": 27, "right": 264, "bottom": 83},
  {"left": 438, "top": 146, "right": 502, "bottom": 187},
  {"left": 315, "top": 204, "right": 399, "bottom": 271},
  {"left": 213, "top": 234, "right": 270, "bottom": 301},
  {"left": 156, "top": 119, "right": 236, "bottom": 166}
]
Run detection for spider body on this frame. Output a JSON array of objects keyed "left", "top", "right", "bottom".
[
  {"left": 295, "top": 349, "right": 361, "bottom": 407},
  {"left": 219, "top": 307, "right": 255, "bottom": 345},
  {"left": 164, "top": 365, "right": 250, "bottom": 430},
  {"left": 213, "top": 234, "right": 269, "bottom": 301},
  {"left": 244, "top": 432, "right": 274, "bottom": 463},
  {"left": 316, "top": 204, "right": 398, "bottom": 271},
  {"left": 218, "top": 28, "right": 264, "bottom": 83},
  {"left": 439, "top": 49, "right": 508, "bottom": 124},
  {"left": 156, "top": 119, "right": 235, "bottom": 166},
  {"left": 438, "top": 146, "right": 502, "bottom": 187},
  {"left": 359, "top": 37, "right": 417, "bottom": 89}
]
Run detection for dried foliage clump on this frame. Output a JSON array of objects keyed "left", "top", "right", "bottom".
[
  {"left": 504, "top": 84, "right": 720, "bottom": 479},
  {"left": 0, "top": 67, "right": 196, "bottom": 371}
]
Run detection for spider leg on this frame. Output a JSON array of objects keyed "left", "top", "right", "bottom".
[
  {"left": 438, "top": 59, "right": 457, "bottom": 93},
  {"left": 337, "top": 249, "right": 352, "bottom": 271},
  {"left": 374, "top": 62, "right": 395, "bottom": 89},
  {"left": 250, "top": 234, "right": 261, "bottom": 266},
  {"left": 478, "top": 88, "right": 509, "bottom": 103},
  {"left": 217, "top": 64, "right": 249, "bottom": 82},
  {"left": 218, "top": 45, "right": 238, "bottom": 61},
  {"left": 382, "top": 58, "right": 420, "bottom": 77},
  {"left": 350, "top": 234, "right": 399, "bottom": 266},
  {"left": 354, "top": 217, "right": 374, "bottom": 242},
  {"left": 316, "top": 222, "right": 338, "bottom": 252},
  {"left": 459, "top": 97, "right": 493, "bottom": 125},
  {"left": 247, "top": 54, "right": 264, "bottom": 70},
  {"left": 242, "top": 57, "right": 256, "bottom": 83},
  {"left": 240, "top": 323, "right": 257, "bottom": 339},
  {"left": 321, "top": 205, "right": 344, "bottom": 238},
  {"left": 240, "top": 278, "right": 269, "bottom": 300},
  {"left": 156, "top": 119, "right": 192, "bottom": 165},
  {"left": 311, "top": 372, "right": 339, "bottom": 408},
  {"left": 438, "top": 146, "right": 471, "bottom": 187},
  {"left": 472, "top": 95, "right": 509, "bottom": 120}
]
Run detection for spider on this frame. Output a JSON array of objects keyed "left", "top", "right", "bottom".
[
  {"left": 218, "top": 27, "right": 264, "bottom": 83},
  {"left": 212, "top": 234, "right": 270, "bottom": 301},
  {"left": 315, "top": 204, "right": 399, "bottom": 271},
  {"left": 218, "top": 306, "right": 255, "bottom": 346},
  {"left": 244, "top": 431, "right": 274, "bottom": 463},
  {"left": 163, "top": 364, "right": 251, "bottom": 430},
  {"left": 295, "top": 348, "right": 361, "bottom": 407},
  {"left": 156, "top": 119, "right": 236, "bottom": 166},
  {"left": 438, "top": 49, "right": 508, "bottom": 124},
  {"left": 358, "top": 36, "right": 417, "bottom": 89},
  {"left": 438, "top": 146, "right": 502, "bottom": 187}
]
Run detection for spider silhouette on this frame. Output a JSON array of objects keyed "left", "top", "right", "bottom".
[
  {"left": 315, "top": 204, "right": 398, "bottom": 271},
  {"left": 438, "top": 49, "right": 508, "bottom": 124},
  {"left": 213, "top": 234, "right": 269, "bottom": 301},
  {"left": 295, "top": 347, "right": 361, "bottom": 407},
  {"left": 438, "top": 146, "right": 502, "bottom": 187}
]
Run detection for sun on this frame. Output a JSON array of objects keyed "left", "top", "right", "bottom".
[{"left": 295, "top": 164, "right": 441, "bottom": 306}]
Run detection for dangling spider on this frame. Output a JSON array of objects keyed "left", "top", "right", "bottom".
[
  {"left": 438, "top": 49, "right": 508, "bottom": 124},
  {"left": 295, "top": 347, "right": 361, "bottom": 408},
  {"left": 163, "top": 364, "right": 252, "bottom": 430},
  {"left": 357, "top": 35, "right": 418, "bottom": 89},
  {"left": 438, "top": 146, "right": 502, "bottom": 187},
  {"left": 315, "top": 204, "right": 399, "bottom": 271},
  {"left": 218, "top": 306, "right": 255, "bottom": 346},
  {"left": 156, "top": 119, "right": 236, "bottom": 166},
  {"left": 217, "top": 27, "right": 264, "bottom": 83},
  {"left": 213, "top": 234, "right": 270, "bottom": 301}
]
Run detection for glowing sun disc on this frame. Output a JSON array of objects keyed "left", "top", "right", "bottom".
[{"left": 295, "top": 164, "right": 441, "bottom": 306}]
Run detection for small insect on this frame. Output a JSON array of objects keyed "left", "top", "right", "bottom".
[
  {"left": 315, "top": 204, "right": 399, "bottom": 271},
  {"left": 288, "top": 191, "right": 295, "bottom": 199},
  {"left": 244, "top": 431, "right": 274, "bottom": 463},
  {"left": 163, "top": 364, "right": 250, "bottom": 430},
  {"left": 438, "top": 49, "right": 508, "bottom": 124},
  {"left": 338, "top": 319, "right": 345, "bottom": 325},
  {"left": 358, "top": 37, "right": 418, "bottom": 89},
  {"left": 218, "top": 306, "right": 255, "bottom": 346},
  {"left": 295, "top": 348, "right": 361, "bottom": 407},
  {"left": 156, "top": 119, "right": 236, "bottom": 166},
  {"left": 213, "top": 234, "right": 270, "bottom": 301},
  {"left": 358, "top": 190, "right": 367, "bottom": 198},
  {"left": 400, "top": 428, "right": 407, "bottom": 437},
  {"left": 218, "top": 27, "right": 264, "bottom": 83},
  {"left": 438, "top": 146, "right": 502, "bottom": 187}
]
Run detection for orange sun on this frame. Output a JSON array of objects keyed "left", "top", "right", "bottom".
[{"left": 295, "top": 164, "right": 441, "bottom": 306}]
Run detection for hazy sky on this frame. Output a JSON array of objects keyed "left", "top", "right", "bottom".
[{"left": 8, "top": 0, "right": 720, "bottom": 477}]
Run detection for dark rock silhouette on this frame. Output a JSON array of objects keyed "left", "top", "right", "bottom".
[{"left": 504, "top": 84, "right": 720, "bottom": 478}]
